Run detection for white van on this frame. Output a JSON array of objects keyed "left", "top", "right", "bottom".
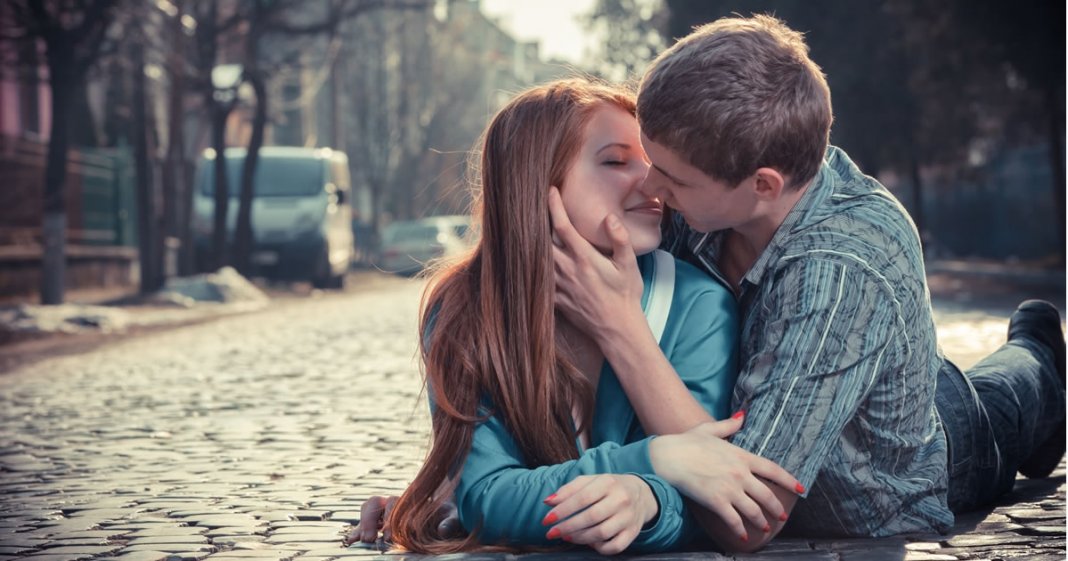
[{"left": 192, "top": 146, "right": 355, "bottom": 288}]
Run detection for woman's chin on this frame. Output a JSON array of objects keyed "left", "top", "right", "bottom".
[{"left": 631, "top": 235, "right": 663, "bottom": 256}]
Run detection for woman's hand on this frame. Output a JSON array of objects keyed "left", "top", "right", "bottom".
[
  {"left": 343, "top": 495, "right": 397, "bottom": 545},
  {"left": 542, "top": 474, "right": 658, "bottom": 555},
  {"left": 648, "top": 414, "right": 802, "bottom": 543},
  {"left": 342, "top": 496, "right": 462, "bottom": 546}
]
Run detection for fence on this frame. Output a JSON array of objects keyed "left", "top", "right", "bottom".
[
  {"left": 889, "top": 144, "right": 1062, "bottom": 262},
  {"left": 0, "top": 135, "right": 138, "bottom": 298}
]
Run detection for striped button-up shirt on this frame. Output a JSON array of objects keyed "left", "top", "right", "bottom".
[{"left": 664, "top": 146, "right": 953, "bottom": 537}]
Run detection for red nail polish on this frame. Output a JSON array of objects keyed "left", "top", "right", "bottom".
[
  {"left": 762, "top": 524, "right": 770, "bottom": 533},
  {"left": 543, "top": 493, "right": 557, "bottom": 504},
  {"left": 562, "top": 534, "right": 572, "bottom": 542},
  {"left": 546, "top": 527, "right": 561, "bottom": 540},
  {"left": 779, "top": 512, "right": 789, "bottom": 521},
  {"left": 542, "top": 512, "right": 558, "bottom": 526},
  {"left": 731, "top": 410, "right": 745, "bottom": 420},
  {"left": 740, "top": 533, "right": 749, "bottom": 542},
  {"left": 795, "top": 482, "right": 806, "bottom": 494}
]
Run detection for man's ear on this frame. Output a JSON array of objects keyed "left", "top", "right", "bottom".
[{"left": 752, "top": 167, "right": 787, "bottom": 201}]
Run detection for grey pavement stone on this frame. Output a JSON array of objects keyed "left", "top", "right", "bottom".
[
  {"left": 202, "top": 529, "right": 264, "bottom": 538},
  {"left": 263, "top": 535, "right": 340, "bottom": 544},
  {"left": 19, "top": 556, "right": 102, "bottom": 561},
  {"left": 0, "top": 550, "right": 37, "bottom": 557},
  {"left": 126, "top": 528, "right": 205, "bottom": 538},
  {"left": 902, "top": 554, "right": 957, "bottom": 561},
  {"left": 125, "top": 536, "right": 210, "bottom": 546},
  {"left": 118, "top": 544, "right": 214, "bottom": 554},
  {"left": 195, "top": 551, "right": 295, "bottom": 560},
  {"left": 95, "top": 552, "right": 172, "bottom": 561},
  {"left": 184, "top": 517, "right": 262, "bottom": 530}
]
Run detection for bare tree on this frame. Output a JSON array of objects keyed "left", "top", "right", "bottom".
[
  {"left": 342, "top": 3, "right": 495, "bottom": 238},
  {"left": 3, "top": 0, "right": 120, "bottom": 304}
]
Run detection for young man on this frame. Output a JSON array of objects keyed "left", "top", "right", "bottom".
[{"left": 549, "top": 14, "right": 1066, "bottom": 553}]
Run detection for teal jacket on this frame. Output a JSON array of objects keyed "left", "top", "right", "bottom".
[{"left": 450, "top": 252, "right": 739, "bottom": 551}]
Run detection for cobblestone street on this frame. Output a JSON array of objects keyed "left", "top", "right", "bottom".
[{"left": 1, "top": 276, "right": 1064, "bottom": 561}]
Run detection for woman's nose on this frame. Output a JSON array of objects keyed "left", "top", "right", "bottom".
[{"left": 631, "top": 159, "right": 651, "bottom": 187}]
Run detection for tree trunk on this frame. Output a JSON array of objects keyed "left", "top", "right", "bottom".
[
  {"left": 1045, "top": 85, "right": 1066, "bottom": 264},
  {"left": 210, "top": 101, "right": 231, "bottom": 271},
  {"left": 180, "top": 159, "right": 197, "bottom": 275},
  {"left": 40, "top": 49, "right": 75, "bottom": 305},
  {"left": 909, "top": 153, "right": 926, "bottom": 257},
  {"left": 233, "top": 68, "right": 267, "bottom": 276},
  {"left": 164, "top": 9, "right": 188, "bottom": 279},
  {"left": 132, "top": 40, "right": 161, "bottom": 295}
]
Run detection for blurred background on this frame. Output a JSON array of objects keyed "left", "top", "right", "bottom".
[{"left": 0, "top": 0, "right": 1062, "bottom": 304}]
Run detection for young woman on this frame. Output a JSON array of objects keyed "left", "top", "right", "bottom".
[{"left": 371, "top": 79, "right": 740, "bottom": 555}]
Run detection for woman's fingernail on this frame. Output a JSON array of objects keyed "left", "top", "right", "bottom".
[
  {"left": 546, "top": 527, "right": 561, "bottom": 540},
  {"left": 542, "top": 512, "right": 558, "bottom": 526},
  {"left": 795, "top": 482, "right": 806, "bottom": 494},
  {"left": 779, "top": 512, "right": 789, "bottom": 521},
  {"left": 762, "top": 524, "right": 770, "bottom": 533},
  {"left": 543, "top": 493, "right": 557, "bottom": 504},
  {"left": 562, "top": 534, "right": 572, "bottom": 542},
  {"left": 731, "top": 410, "right": 745, "bottom": 420},
  {"left": 740, "top": 533, "right": 749, "bottom": 542}
]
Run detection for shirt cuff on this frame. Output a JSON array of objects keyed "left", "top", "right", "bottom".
[{"left": 628, "top": 473, "right": 693, "bottom": 551}]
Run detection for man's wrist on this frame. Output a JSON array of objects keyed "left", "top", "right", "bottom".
[{"left": 593, "top": 301, "right": 655, "bottom": 362}]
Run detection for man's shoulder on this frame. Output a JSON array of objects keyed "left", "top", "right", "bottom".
[{"left": 785, "top": 175, "right": 923, "bottom": 280}]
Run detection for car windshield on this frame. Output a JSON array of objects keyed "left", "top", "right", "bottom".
[
  {"left": 198, "top": 155, "right": 324, "bottom": 197},
  {"left": 382, "top": 223, "right": 441, "bottom": 244}
]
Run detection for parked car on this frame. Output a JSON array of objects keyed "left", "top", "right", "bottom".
[
  {"left": 192, "top": 146, "right": 355, "bottom": 289},
  {"left": 378, "top": 215, "right": 472, "bottom": 275}
]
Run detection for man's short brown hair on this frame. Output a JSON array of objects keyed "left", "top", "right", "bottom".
[{"left": 637, "top": 14, "right": 832, "bottom": 189}]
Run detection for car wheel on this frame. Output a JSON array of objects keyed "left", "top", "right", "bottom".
[{"left": 311, "top": 247, "right": 346, "bottom": 290}]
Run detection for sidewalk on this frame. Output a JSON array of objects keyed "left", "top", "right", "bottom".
[{"left": 0, "top": 273, "right": 1062, "bottom": 561}]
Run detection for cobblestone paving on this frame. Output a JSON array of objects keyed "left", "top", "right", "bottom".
[{"left": 1, "top": 277, "right": 1064, "bottom": 561}]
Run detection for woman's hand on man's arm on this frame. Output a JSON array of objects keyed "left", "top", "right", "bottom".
[{"left": 649, "top": 416, "right": 802, "bottom": 552}]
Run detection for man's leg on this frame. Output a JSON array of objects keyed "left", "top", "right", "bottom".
[{"left": 936, "top": 300, "right": 1066, "bottom": 513}]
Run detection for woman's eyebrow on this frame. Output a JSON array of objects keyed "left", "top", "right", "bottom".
[{"left": 596, "top": 142, "right": 631, "bottom": 154}]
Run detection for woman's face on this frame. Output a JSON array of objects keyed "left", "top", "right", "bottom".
[{"left": 559, "top": 105, "right": 660, "bottom": 255}]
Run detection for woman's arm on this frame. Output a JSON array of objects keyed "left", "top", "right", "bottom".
[{"left": 455, "top": 409, "right": 695, "bottom": 552}]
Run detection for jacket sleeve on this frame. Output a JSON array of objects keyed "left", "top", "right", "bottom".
[{"left": 455, "top": 411, "right": 694, "bottom": 551}]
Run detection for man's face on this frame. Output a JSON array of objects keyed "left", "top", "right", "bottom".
[{"left": 639, "top": 132, "right": 758, "bottom": 233}]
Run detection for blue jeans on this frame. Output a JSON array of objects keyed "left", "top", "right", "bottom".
[{"left": 936, "top": 337, "right": 1064, "bottom": 512}]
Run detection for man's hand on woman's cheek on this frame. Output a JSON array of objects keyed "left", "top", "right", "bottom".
[
  {"left": 547, "top": 186, "right": 645, "bottom": 345},
  {"left": 647, "top": 415, "right": 803, "bottom": 550}
]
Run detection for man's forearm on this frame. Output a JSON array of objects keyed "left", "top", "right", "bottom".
[
  {"left": 686, "top": 498, "right": 786, "bottom": 553},
  {"left": 597, "top": 311, "right": 715, "bottom": 434}
]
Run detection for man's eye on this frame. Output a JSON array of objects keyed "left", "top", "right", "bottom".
[{"left": 603, "top": 160, "right": 626, "bottom": 166}]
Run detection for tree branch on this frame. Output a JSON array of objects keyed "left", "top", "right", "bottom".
[
  {"left": 264, "top": 0, "right": 431, "bottom": 36},
  {"left": 71, "top": 0, "right": 118, "bottom": 46}
]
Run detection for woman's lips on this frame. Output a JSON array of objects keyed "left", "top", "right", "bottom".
[{"left": 626, "top": 201, "right": 664, "bottom": 215}]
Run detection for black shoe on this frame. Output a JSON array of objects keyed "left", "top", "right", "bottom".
[{"left": 1010, "top": 300, "right": 1066, "bottom": 479}]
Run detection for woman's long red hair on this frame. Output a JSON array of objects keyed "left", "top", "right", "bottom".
[{"left": 386, "top": 79, "right": 637, "bottom": 553}]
